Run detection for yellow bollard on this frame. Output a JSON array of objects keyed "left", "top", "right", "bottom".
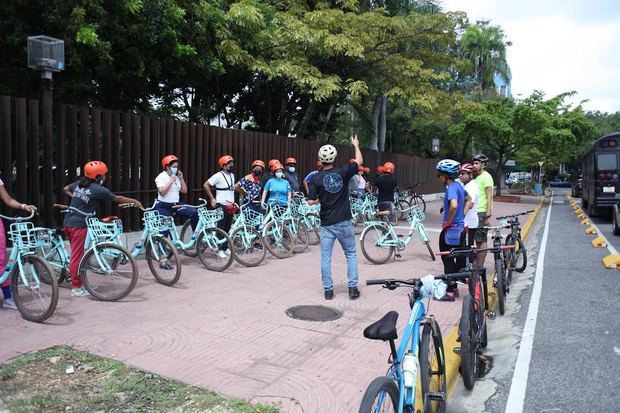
[
  {"left": 603, "top": 254, "right": 620, "bottom": 269},
  {"left": 592, "top": 236, "right": 607, "bottom": 248},
  {"left": 585, "top": 226, "right": 597, "bottom": 234},
  {"left": 581, "top": 218, "right": 590, "bottom": 225}
]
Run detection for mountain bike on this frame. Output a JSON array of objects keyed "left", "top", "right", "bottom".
[
  {"left": 46, "top": 205, "right": 138, "bottom": 301},
  {"left": 360, "top": 276, "right": 451, "bottom": 413},
  {"left": 1, "top": 211, "right": 58, "bottom": 322},
  {"left": 229, "top": 200, "right": 266, "bottom": 267},
  {"left": 497, "top": 210, "right": 534, "bottom": 273},
  {"left": 485, "top": 225, "right": 510, "bottom": 316},
  {"left": 395, "top": 184, "right": 426, "bottom": 217},
  {"left": 360, "top": 207, "right": 435, "bottom": 264},
  {"left": 438, "top": 245, "right": 514, "bottom": 390}
]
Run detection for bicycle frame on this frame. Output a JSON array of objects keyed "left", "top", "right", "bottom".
[
  {"left": 365, "top": 210, "right": 430, "bottom": 250},
  {"left": 168, "top": 204, "right": 226, "bottom": 252}
]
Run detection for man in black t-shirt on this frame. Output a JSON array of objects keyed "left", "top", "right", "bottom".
[
  {"left": 308, "top": 136, "right": 363, "bottom": 300},
  {"left": 376, "top": 161, "right": 397, "bottom": 222}
]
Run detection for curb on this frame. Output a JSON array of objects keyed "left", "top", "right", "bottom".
[{"left": 442, "top": 196, "right": 546, "bottom": 399}]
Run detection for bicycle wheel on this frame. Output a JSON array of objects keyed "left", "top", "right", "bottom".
[
  {"left": 495, "top": 256, "right": 506, "bottom": 316},
  {"left": 263, "top": 221, "right": 294, "bottom": 259},
  {"left": 420, "top": 321, "right": 447, "bottom": 413},
  {"left": 396, "top": 200, "right": 411, "bottom": 222},
  {"left": 10, "top": 255, "right": 58, "bottom": 323},
  {"left": 303, "top": 213, "right": 321, "bottom": 245},
  {"left": 230, "top": 227, "right": 266, "bottom": 267},
  {"left": 411, "top": 195, "right": 426, "bottom": 213},
  {"left": 514, "top": 237, "right": 527, "bottom": 273},
  {"left": 459, "top": 294, "right": 476, "bottom": 390},
  {"left": 180, "top": 220, "right": 198, "bottom": 257},
  {"left": 418, "top": 225, "right": 435, "bottom": 261},
  {"left": 39, "top": 242, "right": 70, "bottom": 284},
  {"left": 358, "top": 376, "right": 399, "bottom": 413},
  {"left": 289, "top": 219, "right": 309, "bottom": 253},
  {"left": 146, "top": 235, "right": 181, "bottom": 286},
  {"left": 504, "top": 235, "right": 516, "bottom": 269},
  {"left": 353, "top": 212, "right": 366, "bottom": 235},
  {"left": 360, "top": 224, "right": 394, "bottom": 265},
  {"left": 196, "top": 228, "right": 234, "bottom": 271},
  {"left": 81, "top": 243, "right": 138, "bottom": 301}
]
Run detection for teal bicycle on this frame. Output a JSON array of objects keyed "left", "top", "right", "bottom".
[
  {"left": 229, "top": 200, "right": 266, "bottom": 267},
  {"left": 360, "top": 207, "right": 435, "bottom": 264},
  {"left": 39, "top": 205, "right": 138, "bottom": 301},
  {"left": 1, "top": 211, "right": 58, "bottom": 322},
  {"left": 360, "top": 276, "right": 448, "bottom": 413},
  {"left": 351, "top": 192, "right": 377, "bottom": 234},
  {"left": 259, "top": 203, "right": 294, "bottom": 258},
  {"left": 291, "top": 192, "right": 320, "bottom": 245}
]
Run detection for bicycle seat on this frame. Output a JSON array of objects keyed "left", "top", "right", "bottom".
[
  {"left": 101, "top": 216, "right": 119, "bottom": 223},
  {"left": 376, "top": 211, "right": 391, "bottom": 217},
  {"left": 363, "top": 311, "right": 399, "bottom": 341}
]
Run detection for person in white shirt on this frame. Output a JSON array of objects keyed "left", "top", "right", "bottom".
[
  {"left": 458, "top": 163, "right": 479, "bottom": 247},
  {"left": 203, "top": 155, "right": 236, "bottom": 255},
  {"left": 155, "top": 154, "right": 198, "bottom": 230}
]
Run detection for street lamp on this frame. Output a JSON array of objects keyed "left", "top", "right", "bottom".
[
  {"left": 28, "top": 35, "right": 65, "bottom": 80},
  {"left": 538, "top": 161, "right": 544, "bottom": 184},
  {"left": 431, "top": 138, "right": 440, "bottom": 156}
]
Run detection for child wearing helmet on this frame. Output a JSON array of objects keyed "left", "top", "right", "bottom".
[
  {"left": 155, "top": 155, "right": 198, "bottom": 230},
  {"left": 0, "top": 178, "right": 37, "bottom": 310},
  {"left": 63, "top": 161, "right": 143, "bottom": 297},
  {"left": 261, "top": 163, "right": 291, "bottom": 208},
  {"left": 203, "top": 155, "right": 236, "bottom": 256}
]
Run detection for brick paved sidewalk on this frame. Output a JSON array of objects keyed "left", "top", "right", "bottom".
[{"left": 0, "top": 197, "right": 540, "bottom": 412}]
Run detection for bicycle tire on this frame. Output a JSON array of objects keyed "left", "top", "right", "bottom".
[
  {"left": 196, "top": 228, "right": 234, "bottom": 271},
  {"left": 360, "top": 224, "right": 394, "bottom": 265},
  {"left": 495, "top": 256, "right": 505, "bottom": 316},
  {"left": 411, "top": 195, "right": 426, "bottom": 213},
  {"left": 353, "top": 212, "right": 366, "bottom": 235},
  {"left": 459, "top": 294, "right": 476, "bottom": 390},
  {"left": 39, "top": 242, "right": 70, "bottom": 284},
  {"left": 81, "top": 243, "right": 138, "bottom": 301},
  {"left": 146, "top": 235, "right": 181, "bottom": 286},
  {"left": 303, "top": 213, "right": 321, "bottom": 245},
  {"left": 396, "top": 199, "right": 411, "bottom": 222},
  {"left": 230, "top": 227, "right": 266, "bottom": 267},
  {"left": 263, "top": 221, "right": 294, "bottom": 259},
  {"left": 180, "top": 220, "right": 198, "bottom": 257},
  {"left": 420, "top": 321, "right": 447, "bottom": 413},
  {"left": 289, "top": 219, "right": 309, "bottom": 253},
  {"left": 504, "top": 235, "right": 516, "bottom": 268},
  {"left": 10, "top": 254, "right": 58, "bottom": 323},
  {"left": 514, "top": 237, "right": 527, "bottom": 273},
  {"left": 358, "top": 376, "right": 399, "bottom": 413}
]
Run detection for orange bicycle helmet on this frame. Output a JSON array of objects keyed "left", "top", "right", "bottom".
[
  {"left": 161, "top": 154, "right": 179, "bottom": 169},
  {"left": 349, "top": 158, "right": 356, "bottom": 164},
  {"left": 358, "top": 165, "right": 365, "bottom": 172},
  {"left": 285, "top": 157, "right": 297, "bottom": 165},
  {"left": 376, "top": 165, "right": 384, "bottom": 174},
  {"left": 272, "top": 162, "right": 284, "bottom": 172},
  {"left": 315, "top": 160, "right": 323, "bottom": 169},
  {"left": 268, "top": 159, "right": 281, "bottom": 170},
  {"left": 383, "top": 162, "right": 395, "bottom": 174},
  {"left": 84, "top": 161, "right": 108, "bottom": 180},
  {"left": 252, "top": 160, "right": 265, "bottom": 169},
  {"left": 364, "top": 167, "right": 370, "bottom": 173},
  {"left": 218, "top": 155, "right": 234, "bottom": 168}
]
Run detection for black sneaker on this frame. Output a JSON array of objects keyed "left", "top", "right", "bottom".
[
  {"left": 349, "top": 287, "right": 360, "bottom": 300},
  {"left": 324, "top": 290, "right": 334, "bottom": 300}
]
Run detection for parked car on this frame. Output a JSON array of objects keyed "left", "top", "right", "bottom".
[
  {"left": 571, "top": 179, "right": 583, "bottom": 197},
  {"left": 549, "top": 179, "right": 572, "bottom": 188},
  {"left": 613, "top": 204, "right": 620, "bottom": 236}
]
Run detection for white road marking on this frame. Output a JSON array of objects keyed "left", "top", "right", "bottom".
[
  {"left": 505, "top": 193, "right": 554, "bottom": 413},
  {"left": 614, "top": 346, "right": 620, "bottom": 356}
]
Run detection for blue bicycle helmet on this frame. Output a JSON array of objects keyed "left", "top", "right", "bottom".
[{"left": 436, "top": 159, "right": 460, "bottom": 178}]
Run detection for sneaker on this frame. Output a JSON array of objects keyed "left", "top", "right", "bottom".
[
  {"left": 217, "top": 251, "right": 227, "bottom": 259},
  {"left": 324, "top": 290, "right": 334, "bottom": 300},
  {"left": 348, "top": 287, "right": 360, "bottom": 300},
  {"left": 71, "top": 287, "right": 90, "bottom": 297},
  {"left": 223, "top": 249, "right": 231, "bottom": 256},
  {"left": 434, "top": 292, "right": 455, "bottom": 302},
  {"left": 2, "top": 298, "right": 17, "bottom": 310},
  {"left": 159, "top": 261, "right": 174, "bottom": 271}
]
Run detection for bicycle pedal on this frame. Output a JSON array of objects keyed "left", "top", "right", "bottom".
[
  {"left": 487, "top": 310, "right": 496, "bottom": 320},
  {"left": 427, "top": 392, "right": 446, "bottom": 401},
  {"left": 395, "top": 254, "right": 402, "bottom": 258},
  {"left": 397, "top": 234, "right": 405, "bottom": 238},
  {"left": 453, "top": 347, "right": 461, "bottom": 354}
]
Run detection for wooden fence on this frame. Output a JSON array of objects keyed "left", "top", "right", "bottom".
[{"left": 0, "top": 96, "right": 442, "bottom": 229}]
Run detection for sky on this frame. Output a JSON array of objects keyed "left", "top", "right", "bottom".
[{"left": 442, "top": 0, "right": 620, "bottom": 113}]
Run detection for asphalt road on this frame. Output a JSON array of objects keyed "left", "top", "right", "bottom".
[
  {"left": 572, "top": 194, "right": 620, "bottom": 251},
  {"left": 448, "top": 188, "right": 620, "bottom": 412}
]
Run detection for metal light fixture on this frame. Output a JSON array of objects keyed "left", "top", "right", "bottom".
[{"left": 431, "top": 138, "right": 440, "bottom": 156}]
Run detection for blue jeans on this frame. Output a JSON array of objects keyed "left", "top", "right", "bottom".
[{"left": 320, "top": 220, "right": 359, "bottom": 291}]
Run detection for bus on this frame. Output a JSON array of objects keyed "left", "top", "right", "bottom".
[{"left": 582, "top": 132, "right": 620, "bottom": 216}]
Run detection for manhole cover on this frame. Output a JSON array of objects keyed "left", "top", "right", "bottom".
[{"left": 286, "top": 305, "right": 343, "bottom": 322}]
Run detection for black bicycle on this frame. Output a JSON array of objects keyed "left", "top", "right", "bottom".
[
  {"left": 485, "top": 225, "right": 510, "bottom": 316},
  {"left": 497, "top": 210, "right": 534, "bottom": 274}
]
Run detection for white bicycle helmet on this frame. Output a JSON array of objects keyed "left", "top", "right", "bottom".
[
  {"left": 318, "top": 144, "right": 338, "bottom": 163},
  {"left": 436, "top": 159, "right": 460, "bottom": 177}
]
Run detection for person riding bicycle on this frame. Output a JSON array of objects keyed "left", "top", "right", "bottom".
[
  {"left": 260, "top": 159, "right": 280, "bottom": 190},
  {"left": 235, "top": 160, "right": 264, "bottom": 214},
  {"left": 303, "top": 160, "right": 322, "bottom": 194},
  {"left": 459, "top": 163, "right": 479, "bottom": 247},
  {"left": 0, "top": 178, "right": 37, "bottom": 310},
  {"left": 472, "top": 153, "right": 494, "bottom": 267},
  {"left": 308, "top": 136, "right": 363, "bottom": 300},
  {"left": 261, "top": 163, "right": 292, "bottom": 208},
  {"left": 376, "top": 162, "right": 398, "bottom": 222},
  {"left": 154, "top": 155, "right": 199, "bottom": 230},
  {"left": 284, "top": 157, "right": 301, "bottom": 192},
  {"left": 63, "top": 161, "right": 143, "bottom": 297},
  {"left": 436, "top": 159, "right": 470, "bottom": 301},
  {"left": 204, "top": 155, "right": 236, "bottom": 257}
]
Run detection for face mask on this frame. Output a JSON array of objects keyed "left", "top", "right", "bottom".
[
  {"left": 226, "top": 163, "right": 234, "bottom": 171},
  {"left": 275, "top": 171, "right": 284, "bottom": 179},
  {"left": 169, "top": 167, "right": 178, "bottom": 175},
  {"left": 287, "top": 166, "right": 296, "bottom": 173},
  {"left": 252, "top": 168, "right": 263, "bottom": 176}
]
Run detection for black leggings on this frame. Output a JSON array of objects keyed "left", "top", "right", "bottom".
[
  {"left": 439, "top": 228, "right": 467, "bottom": 292},
  {"left": 216, "top": 204, "right": 234, "bottom": 251}
]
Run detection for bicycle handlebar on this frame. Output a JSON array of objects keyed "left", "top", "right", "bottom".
[
  {"left": 436, "top": 245, "right": 514, "bottom": 257},
  {"left": 496, "top": 209, "right": 536, "bottom": 221},
  {"left": 0, "top": 210, "right": 36, "bottom": 221},
  {"left": 172, "top": 198, "right": 208, "bottom": 209},
  {"left": 54, "top": 204, "right": 96, "bottom": 217}
]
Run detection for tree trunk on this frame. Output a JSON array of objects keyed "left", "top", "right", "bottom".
[
  {"left": 321, "top": 102, "right": 335, "bottom": 134},
  {"left": 496, "top": 152, "right": 506, "bottom": 197},
  {"left": 369, "top": 94, "right": 382, "bottom": 150},
  {"left": 460, "top": 135, "right": 472, "bottom": 160},
  {"left": 379, "top": 94, "right": 387, "bottom": 152},
  {"left": 296, "top": 100, "right": 316, "bottom": 140},
  {"left": 278, "top": 96, "right": 288, "bottom": 135}
]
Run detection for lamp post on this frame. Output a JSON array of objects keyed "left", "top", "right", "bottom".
[
  {"left": 431, "top": 138, "right": 440, "bottom": 157},
  {"left": 538, "top": 161, "right": 544, "bottom": 184}
]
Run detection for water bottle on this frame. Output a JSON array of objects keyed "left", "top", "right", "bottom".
[{"left": 402, "top": 352, "right": 419, "bottom": 388}]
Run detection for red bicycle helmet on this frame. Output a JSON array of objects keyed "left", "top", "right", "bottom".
[
  {"left": 460, "top": 163, "right": 474, "bottom": 173},
  {"left": 84, "top": 161, "right": 108, "bottom": 180},
  {"left": 218, "top": 155, "right": 234, "bottom": 168},
  {"left": 285, "top": 157, "right": 297, "bottom": 165},
  {"left": 383, "top": 162, "right": 395, "bottom": 174},
  {"left": 252, "top": 160, "right": 265, "bottom": 168},
  {"left": 161, "top": 154, "right": 179, "bottom": 169}
]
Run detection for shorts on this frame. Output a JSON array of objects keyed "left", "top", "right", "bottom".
[{"left": 475, "top": 212, "right": 489, "bottom": 244}]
